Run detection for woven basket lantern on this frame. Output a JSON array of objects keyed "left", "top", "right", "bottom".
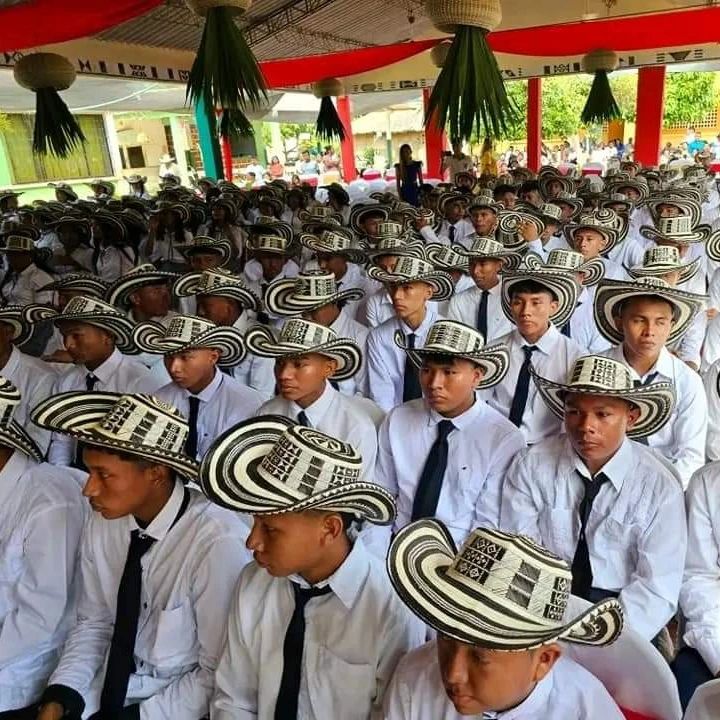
[
  {"left": 186, "top": 0, "right": 251, "bottom": 16},
  {"left": 431, "top": 41, "right": 452, "bottom": 69},
  {"left": 425, "top": 0, "right": 502, "bottom": 34},
  {"left": 580, "top": 50, "right": 622, "bottom": 124},
  {"left": 312, "top": 78, "right": 344, "bottom": 100},
  {"left": 14, "top": 53, "right": 76, "bottom": 92},
  {"left": 582, "top": 50, "right": 619, "bottom": 75},
  {"left": 312, "top": 78, "right": 346, "bottom": 141}
]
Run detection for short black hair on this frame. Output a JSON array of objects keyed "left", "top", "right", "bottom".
[
  {"left": 519, "top": 180, "right": 540, "bottom": 195},
  {"left": 493, "top": 184, "right": 517, "bottom": 198},
  {"left": 420, "top": 353, "right": 482, "bottom": 369},
  {"left": 79, "top": 443, "right": 180, "bottom": 484},
  {"left": 614, "top": 294, "right": 680, "bottom": 322},
  {"left": 509, "top": 279, "right": 558, "bottom": 302}
]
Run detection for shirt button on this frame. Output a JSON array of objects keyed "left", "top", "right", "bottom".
[{"left": 143, "top": 602, "right": 148, "bottom": 609}]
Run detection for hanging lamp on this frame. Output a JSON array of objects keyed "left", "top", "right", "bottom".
[
  {"left": 580, "top": 50, "right": 622, "bottom": 125},
  {"left": 312, "top": 78, "right": 347, "bottom": 142}
]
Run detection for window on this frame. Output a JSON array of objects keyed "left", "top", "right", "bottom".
[
  {"left": 2, "top": 114, "right": 112, "bottom": 184},
  {"left": 126, "top": 145, "right": 146, "bottom": 168}
]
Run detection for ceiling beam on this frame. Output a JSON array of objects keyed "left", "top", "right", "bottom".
[{"left": 244, "top": 0, "right": 343, "bottom": 46}]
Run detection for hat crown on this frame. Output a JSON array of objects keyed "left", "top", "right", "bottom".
[
  {"left": 5, "top": 235, "right": 34, "bottom": 252},
  {"left": 318, "top": 230, "right": 352, "bottom": 251},
  {"left": 656, "top": 215, "right": 693, "bottom": 235},
  {"left": 424, "top": 321, "right": 486, "bottom": 353},
  {"left": 445, "top": 528, "right": 570, "bottom": 626},
  {"left": 429, "top": 245, "right": 466, "bottom": 268},
  {"left": 252, "top": 235, "right": 287, "bottom": 252},
  {"left": 566, "top": 355, "right": 635, "bottom": 392},
  {"left": 538, "top": 203, "right": 563, "bottom": 220},
  {"left": 374, "top": 221, "right": 404, "bottom": 238},
  {"left": 197, "top": 269, "right": 246, "bottom": 293},
  {"left": 554, "top": 192, "right": 578, "bottom": 202},
  {"left": 642, "top": 246, "right": 681, "bottom": 267},
  {"left": 279, "top": 319, "right": 337, "bottom": 349},
  {"left": 546, "top": 249, "right": 585, "bottom": 271},
  {"left": 393, "top": 256, "right": 435, "bottom": 277},
  {"left": 125, "top": 263, "right": 158, "bottom": 278},
  {"left": 372, "top": 234, "right": 411, "bottom": 253},
  {"left": 63, "top": 295, "right": 122, "bottom": 317},
  {"left": 294, "top": 271, "right": 339, "bottom": 299},
  {"left": 94, "top": 394, "right": 188, "bottom": 454},
  {"left": 164, "top": 315, "right": 217, "bottom": 343},
  {"left": 469, "top": 236, "right": 505, "bottom": 255},
  {"left": 257, "top": 425, "right": 362, "bottom": 497},
  {"left": 578, "top": 209, "right": 618, "bottom": 229},
  {"left": 307, "top": 206, "right": 335, "bottom": 219}
]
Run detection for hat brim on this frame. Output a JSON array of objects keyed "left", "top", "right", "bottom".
[
  {"left": 523, "top": 253, "right": 605, "bottom": 288},
  {"left": 530, "top": 363, "right": 676, "bottom": 439},
  {"left": 705, "top": 229, "right": 720, "bottom": 263},
  {"left": 387, "top": 519, "right": 624, "bottom": 650},
  {"left": 31, "top": 391, "right": 198, "bottom": 481},
  {"left": 264, "top": 277, "right": 364, "bottom": 318},
  {"left": 565, "top": 224, "right": 621, "bottom": 256},
  {"left": 497, "top": 211, "right": 546, "bottom": 251},
  {"left": 132, "top": 321, "right": 247, "bottom": 368},
  {"left": 593, "top": 279, "right": 705, "bottom": 345},
  {"left": 365, "top": 265, "right": 454, "bottom": 302},
  {"left": 365, "top": 241, "right": 426, "bottom": 261},
  {"left": 452, "top": 242, "right": 523, "bottom": 272},
  {"left": 38, "top": 277, "right": 108, "bottom": 296},
  {"left": 298, "top": 234, "right": 367, "bottom": 264},
  {"left": 501, "top": 271, "right": 580, "bottom": 328},
  {"left": 0, "top": 420, "right": 42, "bottom": 462},
  {"left": 639, "top": 225, "right": 711, "bottom": 246},
  {"left": 424, "top": 246, "right": 470, "bottom": 272},
  {"left": 349, "top": 205, "right": 390, "bottom": 234},
  {"left": 628, "top": 258, "right": 701, "bottom": 286},
  {"left": 176, "top": 239, "right": 233, "bottom": 267},
  {"left": 245, "top": 325, "right": 361, "bottom": 381},
  {"left": 0, "top": 306, "right": 32, "bottom": 343},
  {"left": 106, "top": 271, "right": 179, "bottom": 309},
  {"left": 394, "top": 331, "right": 510, "bottom": 390},
  {"left": 172, "top": 273, "right": 261, "bottom": 312},
  {"left": 199, "top": 415, "right": 395, "bottom": 524}
]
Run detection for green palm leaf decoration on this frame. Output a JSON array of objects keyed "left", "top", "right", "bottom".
[{"left": 581, "top": 50, "right": 622, "bottom": 125}]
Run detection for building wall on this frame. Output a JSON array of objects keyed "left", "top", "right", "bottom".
[{"left": 353, "top": 131, "right": 428, "bottom": 170}]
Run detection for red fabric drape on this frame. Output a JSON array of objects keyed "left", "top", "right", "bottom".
[{"left": 0, "top": 0, "right": 164, "bottom": 52}]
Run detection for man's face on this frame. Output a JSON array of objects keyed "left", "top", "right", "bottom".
[
  {"left": 0, "top": 322, "right": 14, "bottom": 355},
  {"left": 130, "top": 283, "right": 171, "bottom": 318},
  {"left": 618, "top": 186, "right": 641, "bottom": 201},
  {"left": 258, "top": 254, "right": 286, "bottom": 280},
  {"left": 510, "top": 291, "right": 557, "bottom": 339},
  {"left": 657, "top": 204, "right": 681, "bottom": 218},
  {"left": 302, "top": 151, "right": 310, "bottom": 161},
  {"left": 565, "top": 393, "right": 639, "bottom": 470},
  {"left": 445, "top": 201, "right": 464, "bottom": 224},
  {"left": 274, "top": 353, "right": 335, "bottom": 404},
  {"left": 7, "top": 251, "right": 33, "bottom": 274},
  {"left": 520, "top": 189, "right": 543, "bottom": 207},
  {"left": 362, "top": 217, "right": 381, "bottom": 237},
  {"left": 540, "top": 221, "right": 560, "bottom": 241},
  {"left": 420, "top": 358, "right": 484, "bottom": 416},
  {"left": 302, "top": 303, "right": 338, "bottom": 327},
  {"left": 615, "top": 296, "right": 674, "bottom": 360},
  {"left": 164, "top": 348, "right": 219, "bottom": 390},
  {"left": 189, "top": 251, "right": 223, "bottom": 271},
  {"left": 470, "top": 258, "right": 502, "bottom": 291},
  {"left": 470, "top": 208, "right": 496, "bottom": 236},
  {"left": 437, "top": 634, "right": 560, "bottom": 716},
  {"left": 317, "top": 252, "right": 348, "bottom": 279},
  {"left": 388, "top": 281, "right": 433, "bottom": 320},
  {"left": 82, "top": 448, "right": 169, "bottom": 520},
  {"left": 59, "top": 321, "right": 114, "bottom": 365},
  {"left": 496, "top": 191, "right": 516, "bottom": 209},
  {"left": 556, "top": 202, "right": 575, "bottom": 222},
  {"left": 197, "top": 295, "right": 241, "bottom": 327},
  {"left": 573, "top": 229, "right": 607, "bottom": 260},
  {"left": 211, "top": 205, "right": 227, "bottom": 223},
  {"left": 545, "top": 179, "right": 563, "bottom": 198},
  {"left": 375, "top": 254, "right": 398, "bottom": 272}
]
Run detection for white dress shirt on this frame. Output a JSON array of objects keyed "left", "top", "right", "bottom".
[
  {"left": 48, "top": 348, "right": 157, "bottom": 467},
  {"left": 487, "top": 325, "right": 583, "bottom": 445},
  {"left": 446, "top": 282, "right": 513, "bottom": 342},
  {"left": 230, "top": 314, "right": 276, "bottom": 399},
  {"left": 566, "top": 288, "right": 612, "bottom": 355},
  {"left": 600, "top": 344, "right": 707, "bottom": 489},
  {"left": 95, "top": 246, "right": 136, "bottom": 283},
  {"left": 500, "top": 436, "right": 686, "bottom": 640},
  {"left": 607, "top": 234, "right": 646, "bottom": 272},
  {"left": 527, "top": 235, "right": 572, "bottom": 258},
  {"left": 330, "top": 307, "right": 369, "bottom": 397},
  {"left": 257, "top": 382, "right": 377, "bottom": 478},
  {"left": 0, "top": 452, "right": 86, "bottom": 711},
  {"left": 366, "top": 305, "right": 444, "bottom": 413},
  {"left": 0, "top": 346, "right": 56, "bottom": 455},
  {"left": 704, "top": 359, "right": 720, "bottom": 463},
  {"left": 211, "top": 538, "right": 425, "bottom": 720},
  {"left": 703, "top": 314, "right": 720, "bottom": 372},
  {"left": 0, "top": 263, "right": 54, "bottom": 306},
  {"left": 384, "top": 643, "right": 624, "bottom": 720},
  {"left": 334, "top": 262, "right": 376, "bottom": 321},
  {"left": 435, "top": 274, "right": 474, "bottom": 318},
  {"left": 157, "top": 370, "right": 265, "bottom": 460},
  {"left": 437, "top": 219, "right": 475, "bottom": 249},
  {"left": 362, "top": 290, "right": 395, "bottom": 329},
  {"left": 48, "top": 481, "right": 252, "bottom": 719},
  {"left": 680, "top": 461, "right": 720, "bottom": 674},
  {"left": 671, "top": 308, "right": 705, "bottom": 369}
]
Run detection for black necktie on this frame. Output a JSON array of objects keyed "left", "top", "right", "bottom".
[
  {"left": 402, "top": 333, "right": 423, "bottom": 402},
  {"left": 508, "top": 345, "right": 537, "bottom": 427},
  {"left": 571, "top": 471, "right": 612, "bottom": 599},
  {"left": 633, "top": 372, "right": 658, "bottom": 446},
  {"left": 561, "top": 321, "right": 572, "bottom": 338},
  {"left": 86, "top": 373, "right": 98, "bottom": 391},
  {"left": 297, "top": 410, "right": 310, "bottom": 427},
  {"left": 185, "top": 396, "right": 200, "bottom": 459},
  {"left": 448, "top": 225, "right": 456, "bottom": 243},
  {"left": 411, "top": 420, "right": 456, "bottom": 520},
  {"left": 74, "top": 373, "right": 98, "bottom": 468},
  {"left": 274, "top": 583, "right": 333, "bottom": 720},
  {"left": 476, "top": 290, "right": 489, "bottom": 340},
  {"left": 257, "top": 281, "right": 270, "bottom": 325}
]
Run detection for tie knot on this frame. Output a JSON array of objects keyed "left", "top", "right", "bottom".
[
  {"left": 634, "top": 371, "right": 659, "bottom": 388},
  {"left": 522, "top": 345, "right": 537, "bottom": 360},
  {"left": 129, "top": 529, "right": 156, "bottom": 556},
  {"left": 297, "top": 410, "right": 310, "bottom": 427},
  {"left": 407, "top": 332, "right": 417, "bottom": 349},
  {"left": 292, "top": 582, "right": 332, "bottom": 608},
  {"left": 437, "top": 419, "right": 456, "bottom": 440}
]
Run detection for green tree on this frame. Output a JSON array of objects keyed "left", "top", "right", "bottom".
[{"left": 663, "top": 72, "right": 719, "bottom": 127}]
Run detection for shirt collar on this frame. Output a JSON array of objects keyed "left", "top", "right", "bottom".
[
  {"left": 17, "top": 264, "right": 35, "bottom": 279},
  {"left": 88, "top": 347, "right": 123, "bottom": 383},
  {"left": 427, "top": 394, "right": 483, "bottom": 430},
  {"left": 0, "top": 345, "right": 20, "bottom": 376},
  {"left": 513, "top": 323, "right": 559, "bottom": 354},
  {"left": 487, "top": 666, "right": 554, "bottom": 719},
  {"left": 186, "top": 369, "right": 223, "bottom": 403},
  {"left": 290, "top": 381, "right": 335, "bottom": 424},
  {"left": 569, "top": 436, "right": 631, "bottom": 492},
  {"left": 132, "top": 479, "right": 185, "bottom": 541},
  {"left": 615, "top": 344, "right": 673, "bottom": 381},
  {"left": 0, "top": 450, "right": 31, "bottom": 507},
  {"left": 399, "top": 305, "right": 436, "bottom": 336}
]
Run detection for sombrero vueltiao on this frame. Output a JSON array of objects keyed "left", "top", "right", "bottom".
[
  {"left": 133, "top": 315, "right": 246, "bottom": 368},
  {"left": 364, "top": 234, "right": 425, "bottom": 261},
  {"left": 453, "top": 235, "right": 523, "bottom": 272},
  {"left": 0, "top": 306, "right": 35, "bottom": 346},
  {"left": 298, "top": 228, "right": 366, "bottom": 264},
  {"left": 394, "top": 320, "right": 509, "bottom": 390},
  {"left": 0, "top": 377, "right": 42, "bottom": 461},
  {"left": 524, "top": 248, "right": 605, "bottom": 288},
  {"left": 531, "top": 354, "right": 675, "bottom": 439},
  {"left": 388, "top": 518, "right": 623, "bottom": 650},
  {"left": 31, "top": 392, "right": 198, "bottom": 481},
  {"left": 175, "top": 235, "right": 234, "bottom": 267},
  {"left": 593, "top": 277, "right": 706, "bottom": 346},
  {"left": 0, "top": 235, "right": 52, "bottom": 264},
  {"left": 199, "top": 415, "right": 395, "bottom": 523},
  {"left": 173, "top": 269, "right": 261, "bottom": 312},
  {"left": 38, "top": 273, "right": 109, "bottom": 299},
  {"left": 628, "top": 246, "right": 701, "bottom": 286},
  {"left": 349, "top": 203, "right": 391, "bottom": 234},
  {"left": 265, "top": 270, "right": 364, "bottom": 318},
  {"left": 564, "top": 215, "right": 622, "bottom": 256},
  {"left": 245, "top": 318, "right": 361, "bottom": 381},
  {"left": 639, "top": 215, "right": 712, "bottom": 246},
  {"left": 549, "top": 192, "right": 583, "bottom": 219},
  {"left": 646, "top": 196, "right": 702, "bottom": 227},
  {"left": 496, "top": 210, "right": 545, "bottom": 251},
  {"left": 105, "top": 263, "right": 179, "bottom": 310},
  {"left": 501, "top": 269, "right": 580, "bottom": 328},
  {"left": 424, "top": 244, "right": 469, "bottom": 272},
  {"left": 366, "top": 256, "right": 454, "bottom": 302}
]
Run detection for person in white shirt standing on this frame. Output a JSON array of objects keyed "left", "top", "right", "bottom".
[
  {"left": 384, "top": 520, "right": 625, "bottom": 720},
  {"left": 201, "top": 416, "right": 424, "bottom": 720},
  {"left": 133, "top": 315, "right": 264, "bottom": 461},
  {"left": 501, "top": 355, "right": 686, "bottom": 642},
  {"left": 0, "top": 378, "right": 85, "bottom": 718},
  {"left": 365, "top": 257, "right": 453, "bottom": 412},
  {"left": 593, "top": 276, "right": 707, "bottom": 489},
  {"left": 32, "top": 392, "right": 251, "bottom": 720}
]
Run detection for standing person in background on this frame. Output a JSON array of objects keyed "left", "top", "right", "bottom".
[
  {"left": 395, "top": 144, "right": 423, "bottom": 208},
  {"left": 158, "top": 153, "right": 180, "bottom": 180},
  {"left": 267, "top": 156, "right": 285, "bottom": 180},
  {"left": 322, "top": 146, "right": 340, "bottom": 175},
  {"left": 441, "top": 139, "right": 473, "bottom": 181},
  {"left": 479, "top": 137, "right": 497, "bottom": 177},
  {"left": 296, "top": 150, "right": 319, "bottom": 176}
]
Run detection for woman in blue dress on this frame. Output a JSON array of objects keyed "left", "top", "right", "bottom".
[{"left": 395, "top": 144, "right": 423, "bottom": 207}]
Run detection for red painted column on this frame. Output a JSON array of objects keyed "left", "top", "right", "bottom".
[
  {"left": 423, "top": 87, "right": 446, "bottom": 180},
  {"left": 337, "top": 96, "right": 356, "bottom": 182},
  {"left": 527, "top": 77, "right": 542, "bottom": 173},
  {"left": 634, "top": 66, "right": 666, "bottom": 168},
  {"left": 220, "top": 134, "right": 233, "bottom": 181}
]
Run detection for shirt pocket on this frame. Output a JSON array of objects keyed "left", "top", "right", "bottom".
[
  {"left": 306, "top": 642, "right": 376, "bottom": 720},
  {"left": 148, "top": 598, "right": 198, "bottom": 669}
]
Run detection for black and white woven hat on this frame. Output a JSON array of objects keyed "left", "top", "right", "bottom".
[
  {"left": 31, "top": 392, "right": 198, "bottom": 480},
  {"left": 176, "top": 235, "right": 234, "bottom": 267},
  {"left": 424, "top": 244, "right": 469, "bottom": 272},
  {"left": 0, "top": 306, "right": 33, "bottom": 344},
  {"left": 628, "top": 246, "right": 701, "bottom": 285},
  {"left": 600, "top": 192, "right": 635, "bottom": 213},
  {"left": 298, "top": 228, "right": 366, "bottom": 264},
  {"left": 365, "top": 234, "right": 425, "bottom": 261},
  {"left": 264, "top": 270, "right": 364, "bottom": 318},
  {"left": 249, "top": 218, "right": 295, "bottom": 244},
  {"left": 38, "top": 273, "right": 109, "bottom": 299},
  {"left": 0, "top": 376, "right": 42, "bottom": 461},
  {"left": 24, "top": 296, "right": 138, "bottom": 354},
  {"left": 0, "top": 235, "right": 52, "bottom": 263},
  {"left": 640, "top": 215, "right": 712, "bottom": 246},
  {"left": 106, "top": 263, "right": 179, "bottom": 309},
  {"left": 539, "top": 173, "right": 578, "bottom": 199},
  {"left": 199, "top": 415, "right": 395, "bottom": 523},
  {"left": 593, "top": 277, "right": 706, "bottom": 346},
  {"left": 246, "top": 319, "right": 361, "bottom": 381},
  {"left": 173, "top": 269, "right": 261, "bottom": 311},
  {"left": 646, "top": 196, "right": 702, "bottom": 228},
  {"left": 524, "top": 249, "right": 605, "bottom": 287},
  {"left": 394, "top": 320, "right": 509, "bottom": 389},
  {"left": 133, "top": 315, "right": 246, "bottom": 367},
  {"left": 247, "top": 234, "right": 293, "bottom": 256},
  {"left": 501, "top": 269, "right": 580, "bottom": 328},
  {"left": 531, "top": 354, "right": 675, "bottom": 439},
  {"left": 388, "top": 519, "right": 623, "bottom": 650},
  {"left": 549, "top": 192, "right": 584, "bottom": 218},
  {"left": 349, "top": 203, "right": 391, "bottom": 234},
  {"left": 453, "top": 235, "right": 523, "bottom": 271},
  {"left": 366, "top": 256, "right": 454, "bottom": 301},
  {"left": 564, "top": 215, "right": 622, "bottom": 256},
  {"left": 496, "top": 210, "right": 545, "bottom": 251}
]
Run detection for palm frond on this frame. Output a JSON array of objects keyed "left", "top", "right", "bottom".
[
  {"left": 219, "top": 108, "right": 254, "bottom": 139},
  {"left": 581, "top": 70, "right": 622, "bottom": 125},
  {"left": 315, "top": 96, "right": 346, "bottom": 142},
  {"left": 33, "top": 88, "right": 86, "bottom": 157}
]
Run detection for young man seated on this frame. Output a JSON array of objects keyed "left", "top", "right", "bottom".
[
  {"left": 593, "top": 276, "right": 707, "bottom": 489},
  {"left": 32, "top": 392, "right": 251, "bottom": 720},
  {"left": 524, "top": 202, "right": 569, "bottom": 259},
  {"left": 106, "top": 263, "right": 178, "bottom": 326},
  {"left": 564, "top": 213, "right": 626, "bottom": 288},
  {"left": 374, "top": 320, "right": 524, "bottom": 558},
  {"left": 384, "top": 520, "right": 625, "bottom": 719},
  {"left": 133, "top": 314, "right": 264, "bottom": 461},
  {"left": 200, "top": 416, "right": 424, "bottom": 719},
  {"left": 501, "top": 355, "right": 686, "bottom": 642},
  {"left": 177, "top": 236, "right": 234, "bottom": 277},
  {"left": 245, "top": 318, "right": 377, "bottom": 476},
  {"left": 436, "top": 194, "right": 474, "bottom": 248},
  {"left": 0, "top": 378, "right": 85, "bottom": 718},
  {"left": 487, "top": 269, "right": 583, "bottom": 444}
]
